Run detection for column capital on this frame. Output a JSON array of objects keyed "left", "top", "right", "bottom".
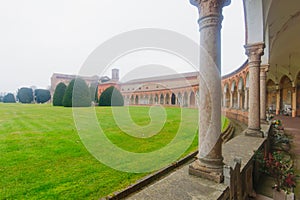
[
  {"left": 190, "top": 0, "right": 231, "bottom": 30},
  {"left": 260, "top": 64, "right": 269, "bottom": 73},
  {"left": 244, "top": 42, "right": 265, "bottom": 67}
]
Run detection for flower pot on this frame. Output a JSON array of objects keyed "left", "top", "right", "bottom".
[
  {"left": 273, "top": 189, "right": 286, "bottom": 200},
  {"left": 273, "top": 190, "right": 295, "bottom": 200}
]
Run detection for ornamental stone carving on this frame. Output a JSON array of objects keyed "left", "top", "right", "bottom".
[{"left": 244, "top": 43, "right": 265, "bottom": 67}]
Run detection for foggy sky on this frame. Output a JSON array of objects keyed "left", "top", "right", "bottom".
[{"left": 0, "top": 0, "right": 246, "bottom": 93}]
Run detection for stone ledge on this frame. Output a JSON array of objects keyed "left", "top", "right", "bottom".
[{"left": 101, "top": 151, "right": 198, "bottom": 200}]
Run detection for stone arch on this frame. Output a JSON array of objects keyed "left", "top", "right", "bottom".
[
  {"left": 130, "top": 95, "right": 134, "bottom": 105},
  {"left": 190, "top": 91, "right": 195, "bottom": 106},
  {"left": 135, "top": 95, "right": 139, "bottom": 105},
  {"left": 177, "top": 92, "right": 182, "bottom": 105},
  {"left": 224, "top": 83, "right": 230, "bottom": 108},
  {"left": 160, "top": 93, "right": 164, "bottom": 104},
  {"left": 266, "top": 79, "right": 276, "bottom": 113},
  {"left": 171, "top": 93, "right": 176, "bottom": 105},
  {"left": 238, "top": 77, "right": 244, "bottom": 109},
  {"left": 183, "top": 91, "right": 188, "bottom": 107},
  {"left": 154, "top": 94, "right": 159, "bottom": 104},
  {"left": 149, "top": 94, "right": 153, "bottom": 104},
  {"left": 231, "top": 80, "right": 238, "bottom": 108},
  {"left": 165, "top": 93, "right": 170, "bottom": 105},
  {"left": 280, "top": 75, "right": 293, "bottom": 115}
]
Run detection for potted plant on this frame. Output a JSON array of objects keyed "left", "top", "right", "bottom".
[{"left": 260, "top": 151, "right": 296, "bottom": 199}]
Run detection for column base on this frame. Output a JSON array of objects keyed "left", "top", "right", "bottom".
[
  {"left": 189, "top": 159, "right": 224, "bottom": 183},
  {"left": 260, "top": 119, "right": 268, "bottom": 124},
  {"left": 245, "top": 128, "right": 264, "bottom": 138}
]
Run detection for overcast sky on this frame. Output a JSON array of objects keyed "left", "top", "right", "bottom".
[{"left": 0, "top": 0, "right": 246, "bottom": 94}]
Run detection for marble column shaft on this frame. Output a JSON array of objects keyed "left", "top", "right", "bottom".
[
  {"left": 292, "top": 87, "right": 297, "bottom": 117},
  {"left": 244, "top": 43, "right": 265, "bottom": 137},
  {"left": 189, "top": 0, "right": 230, "bottom": 183},
  {"left": 260, "top": 65, "right": 269, "bottom": 121},
  {"left": 244, "top": 88, "right": 248, "bottom": 110}
]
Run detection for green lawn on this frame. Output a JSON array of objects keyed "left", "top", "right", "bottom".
[{"left": 0, "top": 103, "right": 228, "bottom": 199}]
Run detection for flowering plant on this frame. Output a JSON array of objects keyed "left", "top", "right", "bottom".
[
  {"left": 272, "top": 119, "right": 284, "bottom": 130},
  {"left": 259, "top": 151, "right": 296, "bottom": 192}
]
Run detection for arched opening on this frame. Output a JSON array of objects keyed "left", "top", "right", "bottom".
[
  {"left": 135, "top": 95, "right": 139, "bottom": 105},
  {"left": 183, "top": 92, "right": 188, "bottom": 107},
  {"left": 145, "top": 95, "right": 149, "bottom": 105},
  {"left": 130, "top": 95, "right": 134, "bottom": 105},
  {"left": 238, "top": 77, "right": 244, "bottom": 109},
  {"left": 160, "top": 94, "right": 164, "bottom": 104},
  {"left": 245, "top": 73, "right": 249, "bottom": 110},
  {"left": 190, "top": 91, "right": 195, "bottom": 106},
  {"left": 177, "top": 93, "right": 182, "bottom": 106},
  {"left": 171, "top": 93, "right": 176, "bottom": 105},
  {"left": 224, "top": 84, "right": 230, "bottom": 108},
  {"left": 154, "top": 94, "right": 159, "bottom": 104},
  {"left": 165, "top": 93, "right": 170, "bottom": 105},
  {"left": 280, "top": 75, "right": 292, "bottom": 116},
  {"left": 149, "top": 94, "right": 153, "bottom": 104},
  {"left": 231, "top": 81, "right": 238, "bottom": 108},
  {"left": 266, "top": 79, "right": 276, "bottom": 113}
]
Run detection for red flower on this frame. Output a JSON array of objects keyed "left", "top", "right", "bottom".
[{"left": 285, "top": 174, "right": 296, "bottom": 187}]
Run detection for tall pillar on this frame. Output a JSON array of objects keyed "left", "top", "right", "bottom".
[
  {"left": 244, "top": 43, "right": 265, "bottom": 137},
  {"left": 189, "top": 0, "right": 230, "bottom": 183},
  {"left": 260, "top": 65, "right": 269, "bottom": 122},
  {"left": 244, "top": 88, "right": 248, "bottom": 110},
  {"left": 292, "top": 86, "right": 297, "bottom": 117}
]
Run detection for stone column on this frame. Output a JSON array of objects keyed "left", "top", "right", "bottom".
[
  {"left": 292, "top": 86, "right": 297, "bottom": 117},
  {"left": 244, "top": 43, "right": 265, "bottom": 137},
  {"left": 276, "top": 86, "right": 280, "bottom": 115},
  {"left": 260, "top": 65, "right": 269, "bottom": 122},
  {"left": 244, "top": 88, "right": 248, "bottom": 110},
  {"left": 189, "top": 0, "right": 230, "bottom": 183}
]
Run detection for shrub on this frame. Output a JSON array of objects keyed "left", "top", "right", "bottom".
[
  {"left": 17, "top": 87, "right": 33, "bottom": 103},
  {"left": 53, "top": 83, "right": 67, "bottom": 106},
  {"left": 35, "top": 89, "right": 51, "bottom": 103},
  {"left": 63, "top": 78, "right": 91, "bottom": 107},
  {"left": 99, "top": 86, "right": 124, "bottom": 106},
  {"left": 3, "top": 93, "right": 16, "bottom": 103}
]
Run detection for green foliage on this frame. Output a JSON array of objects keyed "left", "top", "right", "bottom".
[
  {"left": 3, "top": 93, "right": 16, "bottom": 103},
  {"left": 63, "top": 78, "right": 91, "bottom": 107},
  {"left": 17, "top": 87, "right": 33, "bottom": 103},
  {"left": 99, "top": 86, "right": 124, "bottom": 106},
  {"left": 89, "top": 82, "right": 98, "bottom": 103},
  {"left": 35, "top": 89, "right": 51, "bottom": 103},
  {"left": 53, "top": 82, "right": 67, "bottom": 106}
]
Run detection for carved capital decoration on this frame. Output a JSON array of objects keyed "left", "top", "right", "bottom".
[
  {"left": 260, "top": 64, "right": 269, "bottom": 78},
  {"left": 244, "top": 43, "right": 265, "bottom": 68},
  {"left": 190, "top": 0, "right": 231, "bottom": 29}
]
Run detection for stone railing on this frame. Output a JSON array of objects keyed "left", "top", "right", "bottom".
[{"left": 221, "top": 124, "right": 271, "bottom": 199}]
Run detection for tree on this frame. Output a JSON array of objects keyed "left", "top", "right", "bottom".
[
  {"left": 17, "top": 87, "right": 33, "bottom": 103},
  {"left": 3, "top": 93, "right": 16, "bottom": 103},
  {"left": 89, "top": 82, "right": 98, "bottom": 103},
  {"left": 35, "top": 89, "right": 51, "bottom": 103},
  {"left": 62, "top": 78, "right": 91, "bottom": 107},
  {"left": 53, "top": 82, "right": 67, "bottom": 106},
  {"left": 99, "top": 86, "right": 124, "bottom": 106}
]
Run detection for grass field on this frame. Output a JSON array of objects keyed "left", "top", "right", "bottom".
[{"left": 0, "top": 103, "right": 228, "bottom": 199}]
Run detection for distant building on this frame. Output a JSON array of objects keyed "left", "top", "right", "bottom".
[{"left": 50, "top": 73, "right": 103, "bottom": 96}]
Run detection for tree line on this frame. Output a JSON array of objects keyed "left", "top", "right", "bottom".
[
  {"left": 1, "top": 78, "right": 124, "bottom": 107},
  {"left": 0, "top": 88, "right": 51, "bottom": 104}
]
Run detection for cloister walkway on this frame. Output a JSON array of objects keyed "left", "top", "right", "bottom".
[{"left": 276, "top": 115, "right": 300, "bottom": 197}]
